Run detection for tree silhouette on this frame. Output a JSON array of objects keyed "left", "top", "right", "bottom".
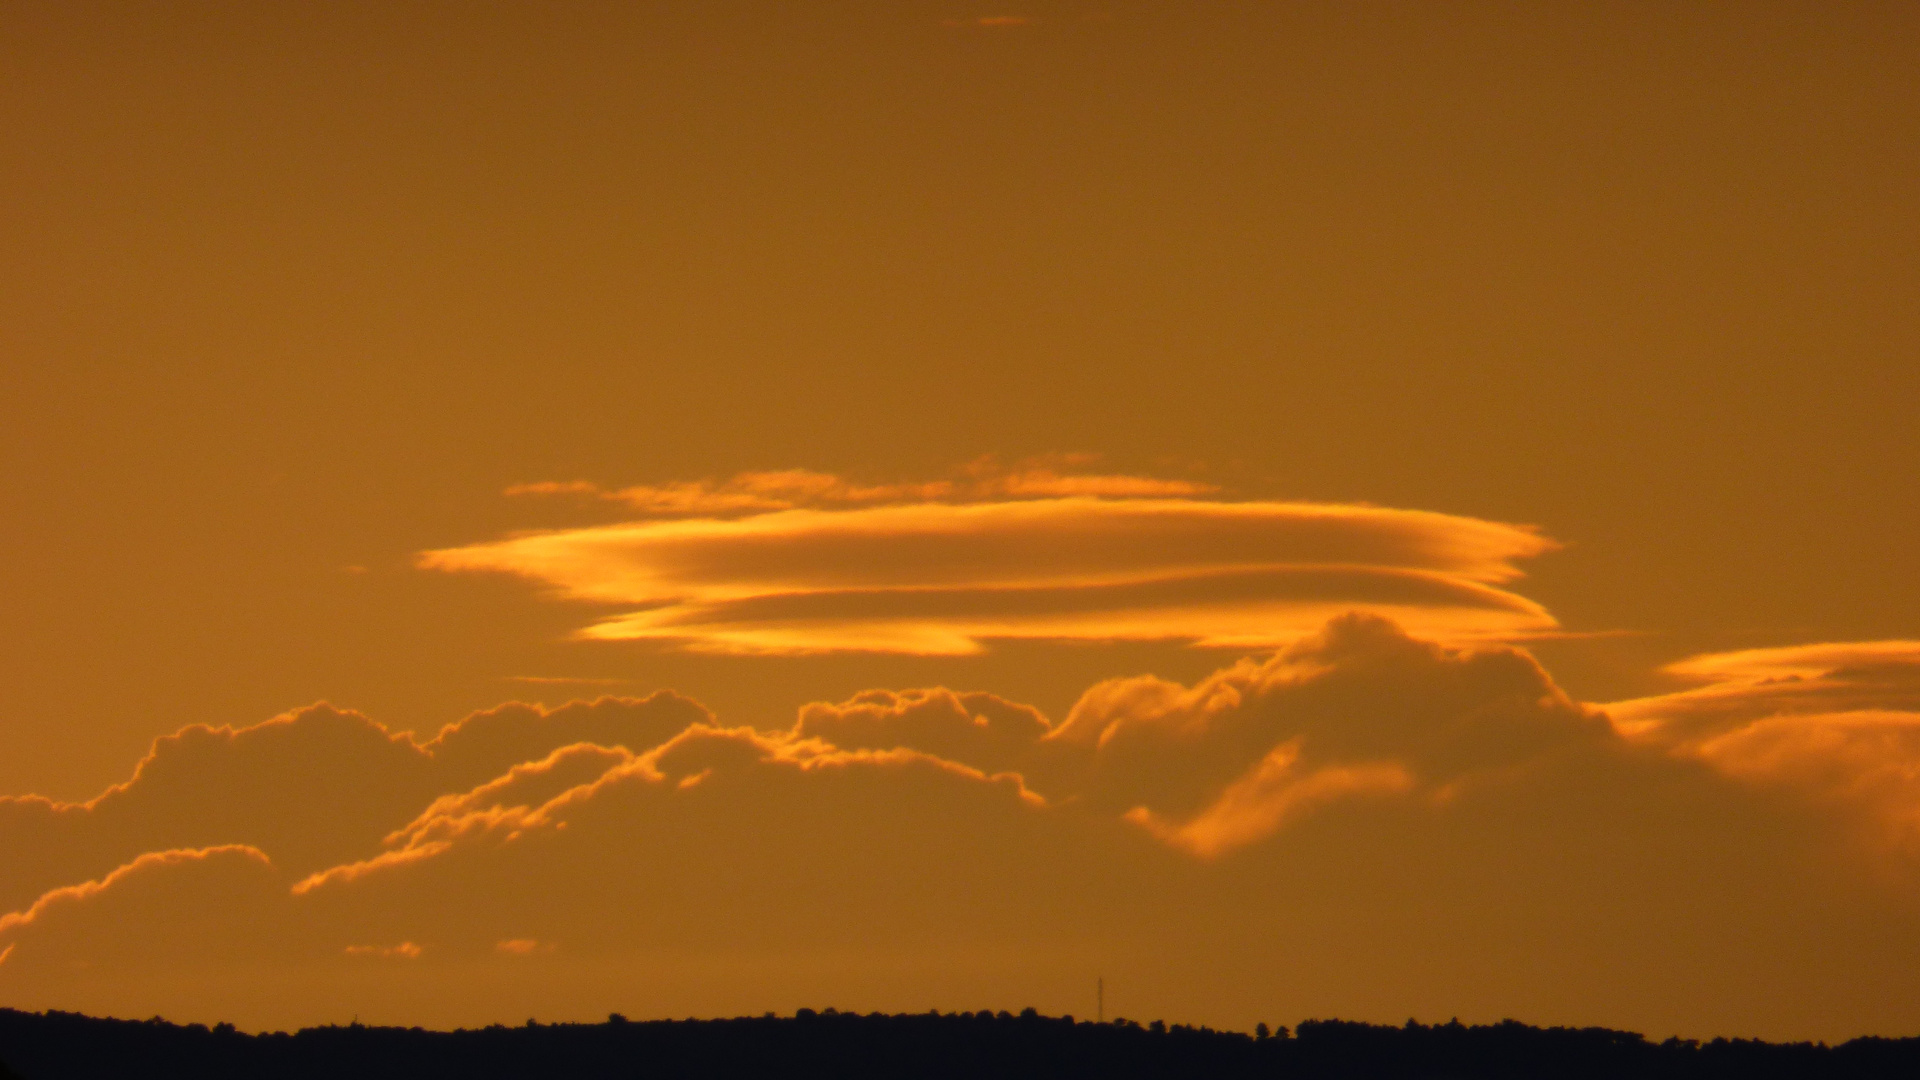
[{"left": 0, "top": 1006, "right": 1913, "bottom": 1079}]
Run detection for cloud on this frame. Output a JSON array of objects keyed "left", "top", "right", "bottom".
[
  {"left": 0, "top": 846, "right": 294, "bottom": 971},
  {"left": 503, "top": 480, "right": 603, "bottom": 498},
  {"left": 5, "top": 616, "right": 1607, "bottom": 940},
  {"left": 0, "top": 846, "right": 270, "bottom": 938},
  {"left": 793, "top": 688, "right": 1051, "bottom": 777},
  {"left": 791, "top": 614, "right": 1610, "bottom": 854},
  {"left": 0, "top": 694, "right": 708, "bottom": 914},
  {"left": 604, "top": 470, "right": 958, "bottom": 516},
  {"left": 1608, "top": 642, "right": 1920, "bottom": 848},
  {"left": 424, "top": 495, "right": 1558, "bottom": 655},
  {"left": 502, "top": 461, "right": 1215, "bottom": 518},
  {"left": 414, "top": 693, "right": 710, "bottom": 788},
  {"left": 302, "top": 723, "right": 1049, "bottom": 898},
  {"left": 346, "top": 941, "right": 423, "bottom": 960},
  {"left": 7, "top": 620, "right": 1920, "bottom": 1036},
  {"left": 1123, "top": 747, "right": 1413, "bottom": 859}
]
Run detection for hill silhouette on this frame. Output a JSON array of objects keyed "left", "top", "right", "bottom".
[{"left": 1, "top": 1007, "right": 1917, "bottom": 1079}]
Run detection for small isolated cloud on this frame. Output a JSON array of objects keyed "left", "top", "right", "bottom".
[
  {"left": 1609, "top": 641, "right": 1920, "bottom": 848},
  {"left": 504, "top": 480, "right": 603, "bottom": 498},
  {"left": 427, "top": 479, "right": 1559, "bottom": 654},
  {"left": 346, "top": 941, "right": 422, "bottom": 960},
  {"left": 495, "top": 938, "right": 554, "bottom": 956}
]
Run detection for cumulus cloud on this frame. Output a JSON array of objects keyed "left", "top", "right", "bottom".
[
  {"left": 0, "top": 846, "right": 270, "bottom": 938},
  {"left": 295, "top": 723, "right": 1052, "bottom": 905},
  {"left": 1608, "top": 641, "right": 1920, "bottom": 848},
  {"left": 793, "top": 688, "right": 1051, "bottom": 777},
  {"left": 7, "top": 620, "right": 1920, "bottom": 1035},
  {"left": 425, "top": 494, "right": 1558, "bottom": 655},
  {"left": 0, "top": 694, "right": 708, "bottom": 913},
  {"left": 0, "top": 846, "right": 292, "bottom": 970},
  {"left": 792, "top": 614, "right": 1610, "bottom": 855},
  {"left": 5, "top": 617, "right": 1612, "bottom": 946}
]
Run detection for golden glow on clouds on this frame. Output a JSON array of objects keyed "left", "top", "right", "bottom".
[
  {"left": 1125, "top": 743, "right": 1414, "bottom": 860},
  {"left": 0, "top": 845, "right": 270, "bottom": 938},
  {"left": 7, "top": 617, "right": 1920, "bottom": 1032},
  {"left": 1660, "top": 641, "right": 1920, "bottom": 685},
  {"left": 0, "top": 616, "right": 1600, "bottom": 907},
  {"left": 505, "top": 461, "right": 1219, "bottom": 517},
  {"left": 1609, "top": 642, "right": 1920, "bottom": 849},
  {"left": 5, "top": 0, "right": 1917, "bottom": 1039},
  {"left": 346, "top": 941, "right": 423, "bottom": 960},
  {"left": 429, "top": 474, "right": 1559, "bottom": 654}
]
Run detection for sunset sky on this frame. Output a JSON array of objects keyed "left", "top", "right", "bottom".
[{"left": 4, "top": 0, "right": 1920, "bottom": 1043}]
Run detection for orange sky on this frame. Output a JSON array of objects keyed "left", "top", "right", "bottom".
[{"left": 4, "top": 0, "right": 1920, "bottom": 1041}]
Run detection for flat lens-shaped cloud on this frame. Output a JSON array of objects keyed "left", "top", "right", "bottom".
[{"left": 423, "top": 493, "right": 1559, "bottom": 655}]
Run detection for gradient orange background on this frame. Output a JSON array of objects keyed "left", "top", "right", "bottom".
[{"left": 3, "top": 0, "right": 1919, "bottom": 1041}]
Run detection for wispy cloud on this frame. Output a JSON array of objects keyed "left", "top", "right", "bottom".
[
  {"left": 1125, "top": 747, "right": 1413, "bottom": 859},
  {"left": 503, "top": 460, "right": 1216, "bottom": 518},
  {"left": 1608, "top": 641, "right": 1920, "bottom": 849},
  {"left": 345, "top": 941, "right": 422, "bottom": 960}
]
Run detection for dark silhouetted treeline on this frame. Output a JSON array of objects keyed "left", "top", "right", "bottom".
[{"left": 2, "top": 1006, "right": 1918, "bottom": 1079}]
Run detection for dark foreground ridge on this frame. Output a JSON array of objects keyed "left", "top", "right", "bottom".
[{"left": 3, "top": 1007, "right": 1919, "bottom": 1080}]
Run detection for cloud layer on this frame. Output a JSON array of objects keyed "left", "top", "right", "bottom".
[
  {"left": 427, "top": 487, "right": 1559, "bottom": 654},
  {"left": 7, "top": 619, "right": 1920, "bottom": 1037}
]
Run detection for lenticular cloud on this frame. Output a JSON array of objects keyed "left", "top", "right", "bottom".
[{"left": 424, "top": 481, "right": 1560, "bottom": 654}]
